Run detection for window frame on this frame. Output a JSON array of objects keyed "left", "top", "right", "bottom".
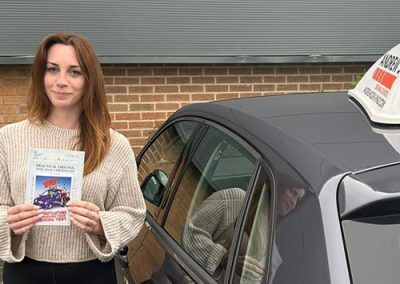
[
  {"left": 224, "top": 160, "right": 277, "bottom": 284},
  {"left": 156, "top": 118, "right": 277, "bottom": 282},
  {"left": 136, "top": 117, "right": 205, "bottom": 222},
  {"left": 136, "top": 117, "right": 205, "bottom": 166},
  {"left": 161, "top": 120, "right": 262, "bottom": 225},
  {"left": 137, "top": 116, "right": 279, "bottom": 283}
]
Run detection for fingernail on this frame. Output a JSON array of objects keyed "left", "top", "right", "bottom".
[
  {"left": 66, "top": 201, "right": 71, "bottom": 206},
  {"left": 34, "top": 205, "right": 40, "bottom": 210},
  {"left": 38, "top": 213, "right": 44, "bottom": 218}
]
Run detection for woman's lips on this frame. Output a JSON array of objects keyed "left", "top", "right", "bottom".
[{"left": 52, "top": 91, "right": 72, "bottom": 97}]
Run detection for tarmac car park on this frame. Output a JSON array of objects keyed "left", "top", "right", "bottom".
[{"left": 115, "top": 44, "right": 400, "bottom": 284}]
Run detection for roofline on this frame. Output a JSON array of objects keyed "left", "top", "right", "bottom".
[
  {"left": 352, "top": 161, "right": 400, "bottom": 175},
  {"left": 0, "top": 54, "right": 379, "bottom": 65},
  {"left": 173, "top": 104, "right": 348, "bottom": 192}
]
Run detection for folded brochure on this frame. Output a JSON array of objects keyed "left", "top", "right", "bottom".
[{"left": 25, "top": 148, "right": 84, "bottom": 225}]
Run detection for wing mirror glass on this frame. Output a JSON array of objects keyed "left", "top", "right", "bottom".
[{"left": 141, "top": 169, "right": 168, "bottom": 206}]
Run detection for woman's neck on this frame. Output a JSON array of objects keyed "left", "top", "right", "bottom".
[{"left": 46, "top": 109, "right": 81, "bottom": 130}]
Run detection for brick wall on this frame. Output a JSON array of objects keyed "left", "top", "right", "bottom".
[{"left": 0, "top": 63, "right": 371, "bottom": 153}]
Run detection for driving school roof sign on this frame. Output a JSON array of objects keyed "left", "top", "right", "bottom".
[{"left": 349, "top": 44, "right": 400, "bottom": 124}]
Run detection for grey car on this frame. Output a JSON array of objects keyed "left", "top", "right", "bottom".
[{"left": 116, "top": 91, "right": 400, "bottom": 284}]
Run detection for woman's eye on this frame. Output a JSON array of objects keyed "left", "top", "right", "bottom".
[
  {"left": 46, "top": 66, "right": 58, "bottom": 73},
  {"left": 69, "top": 69, "right": 82, "bottom": 77}
]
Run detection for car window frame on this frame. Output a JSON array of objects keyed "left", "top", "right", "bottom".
[
  {"left": 224, "top": 160, "right": 277, "bottom": 284},
  {"left": 135, "top": 117, "right": 211, "bottom": 283},
  {"left": 144, "top": 212, "right": 217, "bottom": 284},
  {"left": 137, "top": 116, "right": 279, "bottom": 283},
  {"left": 157, "top": 118, "right": 273, "bottom": 282},
  {"left": 136, "top": 117, "right": 205, "bottom": 222},
  {"left": 160, "top": 119, "right": 262, "bottom": 224},
  {"left": 136, "top": 116, "right": 205, "bottom": 166},
  {"left": 158, "top": 121, "right": 209, "bottom": 226}
]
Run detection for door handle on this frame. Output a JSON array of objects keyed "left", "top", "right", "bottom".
[{"left": 144, "top": 220, "right": 152, "bottom": 231}]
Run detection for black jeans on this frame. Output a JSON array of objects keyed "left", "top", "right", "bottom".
[{"left": 3, "top": 257, "right": 117, "bottom": 284}]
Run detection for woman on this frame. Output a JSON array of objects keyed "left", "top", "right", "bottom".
[{"left": 0, "top": 32, "right": 146, "bottom": 283}]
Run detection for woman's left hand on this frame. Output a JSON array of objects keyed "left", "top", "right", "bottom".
[{"left": 67, "top": 201, "right": 104, "bottom": 236}]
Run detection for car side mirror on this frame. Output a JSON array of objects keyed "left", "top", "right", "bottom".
[{"left": 141, "top": 169, "right": 168, "bottom": 206}]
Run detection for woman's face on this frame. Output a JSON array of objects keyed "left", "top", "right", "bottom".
[
  {"left": 44, "top": 44, "right": 85, "bottom": 114},
  {"left": 277, "top": 187, "right": 306, "bottom": 216}
]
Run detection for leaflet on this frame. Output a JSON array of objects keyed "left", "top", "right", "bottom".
[{"left": 25, "top": 148, "right": 85, "bottom": 225}]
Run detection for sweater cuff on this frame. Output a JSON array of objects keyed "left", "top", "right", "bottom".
[
  {"left": 85, "top": 211, "right": 119, "bottom": 262},
  {"left": 0, "top": 210, "right": 28, "bottom": 263},
  {"left": 85, "top": 232, "right": 113, "bottom": 262},
  {"left": 207, "top": 244, "right": 227, "bottom": 275}
]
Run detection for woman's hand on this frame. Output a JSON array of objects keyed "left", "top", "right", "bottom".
[
  {"left": 236, "top": 255, "right": 265, "bottom": 281},
  {"left": 67, "top": 201, "right": 104, "bottom": 236},
  {"left": 7, "top": 204, "right": 43, "bottom": 235}
]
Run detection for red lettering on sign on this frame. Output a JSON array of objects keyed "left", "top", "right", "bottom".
[{"left": 372, "top": 67, "right": 397, "bottom": 90}]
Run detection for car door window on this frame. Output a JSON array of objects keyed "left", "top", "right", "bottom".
[
  {"left": 234, "top": 168, "right": 273, "bottom": 284},
  {"left": 138, "top": 121, "right": 199, "bottom": 217},
  {"left": 163, "top": 126, "right": 258, "bottom": 281}
]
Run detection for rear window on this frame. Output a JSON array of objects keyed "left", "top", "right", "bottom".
[
  {"left": 341, "top": 165, "right": 400, "bottom": 284},
  {"left": 342, "top": 216, "right": 400, "bottom": 284}
]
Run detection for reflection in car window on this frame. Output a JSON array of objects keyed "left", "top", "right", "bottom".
[
  {"left": 163, "top": 126, "right": 257, "bottom": 282},
  {"left": 137, "top": 121, "right": 198, "bottom": 216},
  {"left": 183, "top": 187, "right": 246, "bottom": 279},
  {"left": 235, "top": 168, "right": 272, "bottom": 284}
]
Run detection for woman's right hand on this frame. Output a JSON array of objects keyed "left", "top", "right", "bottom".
[
  {"left": 7, "top": 204, "right": 43, "bottom": 235},
  {"left": 236, "top": 255, "right": 265, "bottom": 281}
]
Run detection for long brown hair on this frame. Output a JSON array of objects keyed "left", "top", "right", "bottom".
[{"left": 27, "top": 32, "right": 111, "bottom": 175}]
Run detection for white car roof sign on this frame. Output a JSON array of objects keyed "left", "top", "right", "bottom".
[{"left": 348, "top": 43, "right": 400, "bottom": 124}]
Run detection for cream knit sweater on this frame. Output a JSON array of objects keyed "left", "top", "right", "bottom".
[{"left": 0, "top": 120, "right": 146, "bottom": 263}]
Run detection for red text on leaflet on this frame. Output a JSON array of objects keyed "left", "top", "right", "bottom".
[{"left": 41, "top": 210, "right": 67, "bottom": 222}]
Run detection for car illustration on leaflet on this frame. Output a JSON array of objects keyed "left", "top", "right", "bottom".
[{"left": 33, "top": 186, "right": 70, "bottom": 209}]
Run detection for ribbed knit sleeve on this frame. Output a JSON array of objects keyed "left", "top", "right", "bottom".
[
  {"left": 85, "top": 133, "right": 146, "bottom": 262},
  {"left": 182, "top": 187, "right": 245, "bottom": 275},
  {"left": 0, "top": 128, "right": 28, "bottom": 263}
]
